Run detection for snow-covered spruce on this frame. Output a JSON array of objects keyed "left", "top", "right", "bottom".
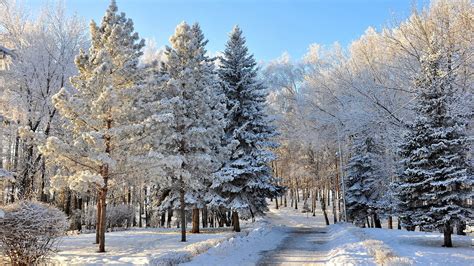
[
  {"left": 0, "top": 201, "right": 68, "bottom": 265},
  {"left": 211, "top": 26, "right": 281, "bottom": 231},
  {"left": 155, "top": 22, "right": 227, "bottom": 241},
  {"left": 345, "top": 135, "right": 385, "bottom": 227},
  {"left": 396, "top": 47, "right": 473, "bottom": 247}
]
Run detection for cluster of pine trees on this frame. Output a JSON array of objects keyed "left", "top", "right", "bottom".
[
  {"left": 344, "top": 44, "right": 472, "bottom": 247},
  {"left": 1, "top": 1, "right": 281, "bottom": 252}
]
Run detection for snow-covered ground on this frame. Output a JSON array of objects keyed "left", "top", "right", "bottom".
[
  {"left": 52, "top": 228, "right": 234, "bottom": 265},
  {"left": 187, "top": 207, "right": 378, "bottom": 266},
  {"left": 362, "top": 226, "right": 474, "bottom": 265},
  {"left": 32, "top": 203, "right": 472, "bottom": 265},
  {"left": 187, "top": 205, "right": 473, "bottom": 266}
]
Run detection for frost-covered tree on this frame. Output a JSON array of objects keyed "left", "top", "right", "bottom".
[
  {"left": 0, "top": 1, "right": 87, "bottom": 201},
  {"left": 212, "top": 26, "right": 279, "bottom": 231},
  {"left": 39, "top": 0, "right": 156, "bottom": 252},
  {"left": 158, "top": 22, "right": 226, "bottom": 241},
  {"left": 345, "top": 135, "right": 384, "bottom": 227},
  {"left": 397, "top": 47, "right": 473, "bottom": 247}
]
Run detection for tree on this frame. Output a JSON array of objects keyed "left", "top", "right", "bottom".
[
  {"left": 345, "top": 135, "right": 384, "bottom": 227},
  {"left": 158, "top": 22, "right": 226, "bottom": 241},
  {"left": 0, "top": 0, "right": 87, "bottom": 201},
  {"left": 40, "top": 0, "right": 151, "bottom": 252},
  {"left": 212, "top": 26, "right": 280, "bottom": 231},
  {"left": 397, "top": 47, "right": 472, "bottom": 247}
]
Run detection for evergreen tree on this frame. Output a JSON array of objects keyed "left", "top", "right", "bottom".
[
  {"left": 158, "top": 22, "right": 226, "bottom": 241},
  {"left": 345, "top": 135, "right": 384, "bottom": 227},
  {"left": 212, "top": 26, "right": 280, "bottom": 231},
  {"left": 39, "top": 0, "right": 155, "bottom": 252},
  {"left": 397, "top": 47, "right": 473, "bottom": 247}
]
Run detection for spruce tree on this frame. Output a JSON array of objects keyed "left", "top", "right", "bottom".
[
  {"left": 158, "top": 22, "right": 226, "bottom": 241},
  {"left": 345, "top": 135, "right": 384, "bottom": 227},
  {"left": 212, "top": 26, "right": 279, "bottom": 231},
  {"left": 397, "top": 48, "right": 472, "bottom": 247}
]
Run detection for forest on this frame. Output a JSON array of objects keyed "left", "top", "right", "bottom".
[{"left": 0, "top": 0, "right": 472, "bottom": 265}]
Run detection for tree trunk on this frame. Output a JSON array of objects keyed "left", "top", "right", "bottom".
[
  {"left": 209, "top": 212, "right": 214, "bottom": 228},
  {"left": 40, "top": 160, "right": 48, "bottom": 202},
  {"left": 373, "top": 213, "right": 382, "bottom": 228},
  {"left": 160, "top": 212, "right": 166, "bottom": 227},
  {"left": 232, "top": 211, "right": 241, "bottom": 232},
  {"left": 144, "top": 187, "right": 149, "bottom": 227},
  {"left": 321, "top": 197, "right": 329, "bottom": 225},
  {"left": 192, "top": 208, "right": 200, "bottom": 233},
  {"left": 294, "top": 189, "right": 298, "bottom": 210},
  {"left": 332, "top": 190, "right": 337, "bottom": 223},
  {"left": 98, "top": 118, "right": 111, "bottom": 252},
  {"left": 78, "top": 197, "right": 83, "bottom": 232},
  {"left": 225, "top": 211, "right": 231, "bottom": 226},
  {"left": 180, "top": 182, "right": 186, "bottom": 242},
  {"left": 99, "top": 188, "right": 107, "bottom": 252},
  {"left": 65, "top": 189, "right": 72, "bottom": 216},
  {"left": 397, "top": 218, "right": 401, "bottom": 230},
  {"left": 202, "top": 206, "right": 208, "bottom": 228},
  {"left": 139, "top": 191, "right": 143, "bottom": 228},
  {"left": 388, "top": 216, "right": 393, "bottom": 229},
  {"left": 275, "top": 196, "right": 279, "bottom": 209},
  {"left": 96, "top": 195, "right": 101, "bottom": 244},
  {"left": 443, "top": 222, "right": 453, "bottom": 247},
  {"left": 167, "top": 208, "right": 172, "bottom": 228}
]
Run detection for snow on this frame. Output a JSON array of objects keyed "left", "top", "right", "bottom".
[
  {"left": 52, "top": 228, "right": 234, "bottom": 265},
  {"left": 183, "top": 219, "right": 286, "bottom": 266},
  {"left": 22, "top": 202, "right": 472, "bottom": 265},
  {"left": 186, "top": 206, "right": 377, "bottom": 265},
  {"left": 187, "top": 204, "right": 474, "bottom": 266},
  {"left": 362, "top": 226, "right": 474, "bottom": 265}
]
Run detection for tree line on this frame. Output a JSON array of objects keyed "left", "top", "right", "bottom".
[
  {"left": 264, "top": 0, "right": 472, "bottom": 247},
  {"left": 0, "top": 0, "right": 281, "bottom": 252}
]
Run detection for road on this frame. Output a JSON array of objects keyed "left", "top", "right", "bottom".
[{"left": 257, "top": 226, "right": 329, "bottom": 265}]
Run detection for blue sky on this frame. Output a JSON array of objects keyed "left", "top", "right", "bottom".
[{"left": 28, "top": 0, "right": 427, "bottom": 61}]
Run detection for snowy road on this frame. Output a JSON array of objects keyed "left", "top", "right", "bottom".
[
  {"left": 189, "top": 206, "right": 377, "bottom": 266},
  {"left": 191, "top": 205, "right": 473, "bottom": 266},
  {"left": 257, "top": 227, "right": 329, "bottom": 265}
]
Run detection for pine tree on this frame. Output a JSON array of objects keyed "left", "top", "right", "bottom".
[
  {"left": 212, "top": 26, "right": 280, "bottom": 231},
  {"left": 39, "top": 0, "right": 156, "bottom": 252},
  {"left": 397, "top": 47, "right": 473, "bottom": 247},
  {"left": 158, "top": 22, "right": 226, "bottom": 241},
  {"left": 345, "top": 135, "right": 384, "bottom": 227}
]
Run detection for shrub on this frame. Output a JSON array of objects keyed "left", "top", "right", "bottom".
[
  {"left": 106, "top": 204, "right": 133, "bottom": 229},
  {"left": 0, "top": 201, "right": 68, "bottom": 265}
]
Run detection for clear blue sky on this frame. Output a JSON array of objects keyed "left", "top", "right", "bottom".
[{"left": 27, "top": 0, "right": 427, "bottom": 61}]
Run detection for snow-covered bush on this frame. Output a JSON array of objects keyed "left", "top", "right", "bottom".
[
  {"left": 107, "top": 204, "right": 133, "bottom": 229},
  {"left": 0, "top": 201, "right": 68, "bottom": 265}
]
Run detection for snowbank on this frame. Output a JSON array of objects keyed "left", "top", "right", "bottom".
[
  {"left": 363, "top": 226, "right": 474, "bottom": 265},
  {"left": 335, "top": 224, "right": 413, "bottom": 265},
  {"left": 151, "top": 234, "right": 234, "bottom": 265}
]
